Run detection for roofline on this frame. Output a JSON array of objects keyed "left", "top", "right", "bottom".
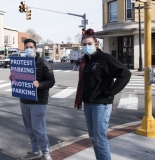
[
  {"left": 4, "top": 26, "right": 19, "bottom": 32},
  {"left": 0, "top": 10, "right": 6, "bottom": 14}
]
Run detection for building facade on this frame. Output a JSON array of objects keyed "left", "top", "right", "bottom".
[
  {"left": 4, "top": 26, "right": 19, "bottom": 54},
  {"left": 37, "top": 43, "right": 81, "bottom": 62},
  {"left": 96, "top": 0, "right": 155, "bottom": 69},
  {"left": 0, "top": 10, "right": 5, "bottom": 56},
  {"left": 18, "top": 32, "right": 30, "bottom": 51}
]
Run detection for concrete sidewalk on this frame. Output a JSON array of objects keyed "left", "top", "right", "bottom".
[
  {"left": 64, "top": 132, "right": 155, "bottom": 160},
  {"left": 48, "top": 122, "right": 155, "bottom": 160},
  {"left": 23, "top": 122, "right": 155, "bottom": 160}
]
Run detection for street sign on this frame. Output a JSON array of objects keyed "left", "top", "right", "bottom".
[
  {"left": 78, "top": 25, "right": 84, "bottom": 28},
  {"left": 82, "top": 19, "right": 88, "bottom": 25},
  {"left": 131, "top": 0, "right": 136, "bottom": 3}
]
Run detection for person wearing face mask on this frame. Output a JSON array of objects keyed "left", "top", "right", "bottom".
[
  {"left": 9, "top": 39, "right": 55, "bottom": 160},
  {"left": 74, "top": 29, "right": 131, "bottom": 160}
]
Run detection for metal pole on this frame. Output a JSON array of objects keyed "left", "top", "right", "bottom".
[
  {"left": 83, "top": 13, "right": 86, "bottom": 30},
  {"left": 138, "top": 4, "right": 143, "bottom": 71},
  {"left": 5, "top": 44, "right": 7, "bottom": 56},
  {"left": 136, "top": 0, "right": 155, "bottom": 138}
]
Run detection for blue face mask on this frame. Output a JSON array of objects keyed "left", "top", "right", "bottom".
[
  {"left": 82, "top": 45, "right": 96, "bottom": 55},
  {"left": 25, "top": 48, "right": 35, "bottom": 57}
]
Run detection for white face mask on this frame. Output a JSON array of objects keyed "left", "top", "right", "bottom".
[
  {"left": 25, "top": 48, "right": 35, "bottom": 57},
  {"left": 82, "top": 45, "right": 96, "bottom": 55}
]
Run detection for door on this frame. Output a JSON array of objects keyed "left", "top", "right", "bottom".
[{"left": 118, "top": 36, "right": 134, "bottom": 69}]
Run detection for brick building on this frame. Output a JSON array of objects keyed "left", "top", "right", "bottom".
[
  {"left": 18, "top": 32, "right": 30, "bottom": 51},
  {"left": 96, "top": 0, "right": 155, "bottom": 69}
]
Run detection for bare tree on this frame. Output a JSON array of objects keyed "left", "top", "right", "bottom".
[
  {"left": 66, "top": 36, "right": 72, "bottom": 43},
  {"left": 46, "top": 39, "right": 54, "bottom": 44},
  {"left": 26, "top": 29, "right": 43, "bottom": 43},
  {"left": 74, "top": 33, "right": 82, "bottom": 43}
]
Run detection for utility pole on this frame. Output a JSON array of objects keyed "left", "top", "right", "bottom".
[
  {"left": 135, "top": 0, "right": 155, "bottom": 137},
  {"left": 134, "top": 4, "right": 144, "bottom": 71}
]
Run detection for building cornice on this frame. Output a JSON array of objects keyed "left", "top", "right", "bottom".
[
  {"left": 0, "top": 10, "right": 5, "bottom": 15},
  {"left": 4, "top": 26, "right": 19, "bottom": 32}
]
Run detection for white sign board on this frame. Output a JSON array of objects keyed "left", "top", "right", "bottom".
[{"left": 131, "top": 0, "right": 136, "bottom": 3}]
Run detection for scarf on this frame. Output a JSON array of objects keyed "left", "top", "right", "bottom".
[{"left": 74, "top": 56, "right": 86, "bottom": 109}]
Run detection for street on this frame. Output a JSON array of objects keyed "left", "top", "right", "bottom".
[{"left": 0, "top": 62, "right": 155, "bottom": 160}]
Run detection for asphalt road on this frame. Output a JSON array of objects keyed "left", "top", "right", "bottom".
[{"left": 0, "top": 62, "right": 155, "bottom": 160}]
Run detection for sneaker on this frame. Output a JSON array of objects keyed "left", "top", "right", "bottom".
[
  {"left": 22, "top": 151, "right": 42, "bottom": 160},
  {"left": 41, "top": 156, "right": 53, "bottom": 160}
]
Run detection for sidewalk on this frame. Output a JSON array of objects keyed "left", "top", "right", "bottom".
[
  {"left": 32, "top": 122, "right": 155, "bottom": 160},
  {"left": 130, "top": 69, "right": 155, "bottom": 76}
]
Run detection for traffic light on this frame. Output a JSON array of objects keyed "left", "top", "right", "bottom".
[
  {"left": 26, "top": 10, "right": 31, "bottom": 20},
  {"left": 82, "top": 28, "right": 85, "bottom": 35},
  {"left": 19, "top": 1, "right": 27, "bottom": 13}
]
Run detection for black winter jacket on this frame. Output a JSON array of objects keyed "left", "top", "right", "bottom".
[
  {"left": 20, "top": 53, "right": 55, "bottom": 104},
  {"left": 83, "top": 49, "right": 131, "bottom": 104}
]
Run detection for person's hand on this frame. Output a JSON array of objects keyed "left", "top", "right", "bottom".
[
  {"left": 33, "top": 81, "right": 39, "bottom": 88},
  {"left": 74, "top": 104, "right": 82, "bottom": 110},
  {"left": 8, "top": 75, "right": 12, "bottom": 80}
]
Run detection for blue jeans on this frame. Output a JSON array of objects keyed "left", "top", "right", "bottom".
[
  {"left": 20, "top": 103, "right": 50, "bottom": 157},
  {"left": 84, "top": 103, "right": 112, "bottom": 160}
]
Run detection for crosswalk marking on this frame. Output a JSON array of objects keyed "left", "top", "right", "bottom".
[
  {"left": 5, "top": 88, "right": 12, "bottom": 91},
  {"left": 51, "top": 87, "right": 76, "bottom": 98},
  {"left": 53, "top": 70, "right": 61, "bottom": 72},
  {"left": 4, "top": 85, "right": 58, "bottom": 92},
  {"left": 127, "top": 84, "right": 155, "bottom": 86},
  {"left": 0, "top": 80, "right": 6, "bottom": 83},
  {"left": 63, "top": 70, "right": 71, "bottom": 72},
  {"left": 0, "top": 76, "right": 154, "bottom": 99},
  {"left": 125, "top": 86, "right": 155, "bottom": 89},
  {"left": 0, "top": 83, "right": 11, "bottom": 88}
]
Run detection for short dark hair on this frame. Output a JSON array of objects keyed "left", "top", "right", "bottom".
[{"left": 24, "top": 38, "right": 36, "bottom": 48}]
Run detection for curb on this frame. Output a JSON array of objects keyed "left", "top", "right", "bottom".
[
  {"left": 50, "top": 120, "right": 141, "bottom": 152},
  {"left": 30, "top": 121, "right": 141, "bottom": 160}
]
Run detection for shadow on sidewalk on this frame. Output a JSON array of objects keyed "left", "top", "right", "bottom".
[{"left": 0, "top": 149, "right": 16, "bottom": 160}]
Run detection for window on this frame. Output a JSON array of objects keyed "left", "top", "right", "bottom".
[
  {"left": 8, "top": 36, "right": 10, "bottom": 44},
  {"left": 126, "top": 0, "right": 133, "bottom": 19},
  {"left": 22, "top": 37, "right": 27, "bottom": 42},
  {"left": 13, "top": 37, "right": 15, "bottom": 44},
  {"left": 4, "top": 36, "right": 8, "bottom": 43},
  {"left": 109, "top": 1, "right": 117, "bottom": 22}
]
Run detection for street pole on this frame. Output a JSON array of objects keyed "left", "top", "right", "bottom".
[
  {"left": 67, "top": 13, "right": 87, "bottom": 30},
  {"left": 138, "top": 4, "right": 143, "bottom": 71},
  {"left": 136, "top": 0, "right": 155, "bottom": 137},
  {"left": 83, "top": 13, "right": 86, "bottom": 30},
  {"left": 5, "top": 44, "right": 7, "bottom": 56}
]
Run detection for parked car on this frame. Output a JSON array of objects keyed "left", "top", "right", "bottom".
[
  {"left": 3, "top": 55, "right": 11, "bottom": 68},
  {"left": 75, "top": 58, "right": 82, "bottom": 66},
  {"left": 44, "top": 56, "right": 53, "bottom": 63},
  {"left": 0, "top": 57, "right": 5, "bottom": 66},
  {"left": 61, "top": 56, "right": 70, "bottom": 62}
]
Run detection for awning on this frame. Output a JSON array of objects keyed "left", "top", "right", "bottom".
[{"left": 95, "top": 28, "right": 137, "bottom": 38}]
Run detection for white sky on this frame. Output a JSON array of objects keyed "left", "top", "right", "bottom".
[{"left": 1, "top": 0, "right": 103, "bottom": 44}]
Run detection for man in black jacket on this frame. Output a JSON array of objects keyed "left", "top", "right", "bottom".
[{"left": 11, "top": 39, "right": 55, "bottom": 160}]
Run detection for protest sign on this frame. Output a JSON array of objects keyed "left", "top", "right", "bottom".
[{"left": 10, "top": 56, "right": 37, "bottom": 101}]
